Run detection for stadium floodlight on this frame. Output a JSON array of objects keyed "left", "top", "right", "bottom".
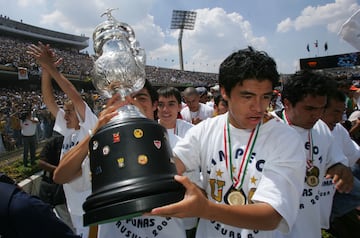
[{"left": 170, "top": 10, "right": 197, "bottom": 71}]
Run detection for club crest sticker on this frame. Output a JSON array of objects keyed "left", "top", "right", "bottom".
[
  {"left": 92, "top": 140, "right": 99, "bottom": 150},
  {"left": 102, "top": 146, "right": 110, "bottom": 156},
  {"left": 133, "top": 129, "right": 143, "bottom": 138},
  {"left": 113, "top": 132, "right": 120, "bottom": 143},
  {"left": 94, "top": 166, "right": 102, "bottom": 175},
  {"left": 138, "top": 155, "right": 148, "bottom": 165},
  {"left": 117, "top": 157, "right": 125, "bottom": 168},
  {"left": 154, "top": 140, "right": 161, "bottom": 149}
]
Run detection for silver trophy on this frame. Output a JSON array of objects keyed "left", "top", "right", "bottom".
[
  {"left": 83, "top": 9, "right": 185, "bottom": 226},
  {"left": 92, "top": 8, "right": 146, "bottom": 118}
]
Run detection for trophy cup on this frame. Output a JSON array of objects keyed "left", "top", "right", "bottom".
[{"left": 82, "top": 9, "right": 185, "bottom": 226}]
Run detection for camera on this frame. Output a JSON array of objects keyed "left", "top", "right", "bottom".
[{"left": 19, "top": 111, "right": 29, "bottom": 121}]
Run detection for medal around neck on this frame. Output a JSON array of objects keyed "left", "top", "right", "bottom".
[
  {"left": 83, "top": 9, "right": 185, "bottom": 226},
  {"left": 224, "top": 186, "right": 246, "bottom": 206}
]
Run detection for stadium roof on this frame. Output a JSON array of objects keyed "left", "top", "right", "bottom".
[{"left": 0, "top": 17, "right": 89, "bottom": 50}]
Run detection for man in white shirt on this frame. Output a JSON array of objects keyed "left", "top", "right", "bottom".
[
  {"left": 28, "top": 42, "right": 98, "bottom": 238},
  {"left": 181, "top": 87, "right": 213, "bottom": 125},
  {"left": 319, "top": 89, "right": 360, "bottom": 235},
  {"left": 271, "top": 70, "right": 353, "bottom": 238},
  {"left": 149, "top": 47, "right": 307, "bottom": 238}
]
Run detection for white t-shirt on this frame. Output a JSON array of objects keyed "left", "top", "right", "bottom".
[
  {"left": 271, "top": 113, "right": 348, "bottom": 238},
  {"left": 319, "top": 123, "right": 360, "bottom": 229},
  {"left": 97, "top": 120, "right": 188, "bottom": 238},
  {"left": 165, "top": 119, "right": 199, "bottom": 230},
  {"left": 54, "top": 104, "right": 98, "bottom": 216},
  {"left": 180, "top": 103, "right": 213, "bottom": 124},
  {"left": 174, "top": 113, "right": 306, "bottom": 238},
  {"left": 20, "top": 118, "right": 38, "bottom": 136},
  {"left": 164, "top": 119, "right": 193, "bottom": 139}
]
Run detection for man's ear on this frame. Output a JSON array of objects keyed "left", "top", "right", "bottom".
[
  {"left": 283, "top": 98, "right": 290, "bottom": 109},
  {"left": 152, "top": 101, "right": 158, "bottom": 112},
  {"left": 220, "top": 87, "right": 229, "bottom": 101}
]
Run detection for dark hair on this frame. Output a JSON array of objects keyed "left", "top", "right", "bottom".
[
  {"left": 214, "top": 94, "right": 228, "bottom": 107},
  {"left": 143, "top": 79, "right": 158, "bottom": 103},
  {"left": 218, "top": 46, "right": 279, "bottom": 96},
  {"left": 327, "top": 89, "right": 346, "bottom": 106},
  {"left": 157, "top": 87, "right": 182, "bottom": 104},
  {"left": 281, "top": 70, "right": 337, "bottom": 107}
]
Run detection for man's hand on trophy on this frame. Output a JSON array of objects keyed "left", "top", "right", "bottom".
[
  {"left": 147, "top": 175, "right": 209, "bottom": 219},
  {"left": 27, "top": 41, "right": 63, "bottom": 70}
]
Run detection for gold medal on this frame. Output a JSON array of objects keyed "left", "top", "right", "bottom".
[
  {"left": 306, "top": 166, "right": 319, "bottom": 187},
  {"left": 228, "top": 190, "right": 246, "bottom": 205},
  {"left": 306, "top": 175, "right": 319, "bottom": 187},
  {"left": 224, "top": 186, "right": 246, "bottom": 205}
]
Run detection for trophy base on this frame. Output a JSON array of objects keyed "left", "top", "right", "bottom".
[
  {"left": 83, "top": 189, "right": 184, "bottom": 226},
  {"left": 83, "top": 180, "right": 185, "bottom": 226},
  {"left": 83, "top": 117, "right": 185, "bottom": 226}
]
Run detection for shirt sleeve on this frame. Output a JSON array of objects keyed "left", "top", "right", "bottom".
[{"left": 9, "top": 189, "right": 80, "bottom": 238}]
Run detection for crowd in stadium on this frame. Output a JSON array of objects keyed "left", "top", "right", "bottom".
[
  {"left": 0, "top": 35, "right": 218, "bottom": 86},
  {"left": 0, "top": 36, "right": 93, "bottom": 77}
]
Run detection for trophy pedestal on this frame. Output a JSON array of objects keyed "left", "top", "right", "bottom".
[{"left": 83, "top": 117, "right": 185, "bottom": 226}]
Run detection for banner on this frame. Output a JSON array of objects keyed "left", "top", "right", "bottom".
[
  {"left": 18, "top": 67, "right": 28, "bottom": 80},
  {"left": 339, "top": 9, "right": 360, "bottom": 50}
]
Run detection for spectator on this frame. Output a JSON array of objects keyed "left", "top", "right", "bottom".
[
  {"left": 38, "top": 133, "right": 74, "bottom": 232},
  {"left": 180, "top": 87, "right": 213, "bottom": 125},
  {"left": 20, "top": 110, "right": 39, "bottom": 166},
  {"left": 27, "top": 42, "right": 98, "bottom": 238}
]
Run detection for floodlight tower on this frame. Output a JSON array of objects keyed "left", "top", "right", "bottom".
[{"left": 170, "top": 10, "right": 197, "bottom": 71}]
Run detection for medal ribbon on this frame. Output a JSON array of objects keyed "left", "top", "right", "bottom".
[
  {"left": 223, "top": 117, "right": 260, "bottom": 190},
  {"left": 307, "top": 130, "right": 314, "bottom": 169},
  {"left": 281, "top": 110, "right": 313, "bottom": 168},
  {"left": 281, "top": 110, "right": 291, "bottom": 125}
]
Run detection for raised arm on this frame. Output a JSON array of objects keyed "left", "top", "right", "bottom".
[
  {"left": 27, "top": 42, "right": 86, "bottom": 121},
  {"left": 40, "top": 69, "right": 59, "bottom": 118}
]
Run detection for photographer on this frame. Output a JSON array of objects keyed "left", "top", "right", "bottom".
[{"left": 20, "top": 110, "right": 39, "bottom": 167}]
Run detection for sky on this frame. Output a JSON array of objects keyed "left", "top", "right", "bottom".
[{"left": 1, "top": 0, "right": 360, "bottom": 74}]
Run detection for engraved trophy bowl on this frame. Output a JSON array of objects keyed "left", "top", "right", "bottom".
[{"left": 82, "top": 9, "right": 185, "bottom": 226}]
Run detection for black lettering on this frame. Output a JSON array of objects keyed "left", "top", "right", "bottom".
[
  {"left": 302, "top": 189, "right": 313, "bottom": 196},
  {"left": 255, "top": 160, "right": 265, "bottom": 172},
  {"left": 219, "top": 150, "right": 225, "bottom": 162},
  {"left": 235, "top": 148, "right": 244, "bottom": 159},
  {"left": 120, "top": 226, "right": 127, "bottom": 233},
  {"left": 214, "top": 222, "right": 221, "bottom": 230},
  {"left": 220, "top": 227, "right": 228, "bottom": 235},
  {"left": 312, "top": 146, "right": 319, "bottom": 155},
  {"left": 116, "top": 220, "right": 121, "bottom": 228}
]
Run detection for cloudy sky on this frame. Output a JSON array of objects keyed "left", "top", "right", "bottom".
[{"left": 1, "top": 0, "right": 359, "bottom": 74}]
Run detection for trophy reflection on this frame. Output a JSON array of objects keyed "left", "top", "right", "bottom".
[{"left": 82, "top": 9, "right": 185, "bottom": 226}]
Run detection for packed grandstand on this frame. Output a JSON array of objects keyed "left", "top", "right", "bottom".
[{"left": 0, "top": 15, "right": 218, "bottom": 90}]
